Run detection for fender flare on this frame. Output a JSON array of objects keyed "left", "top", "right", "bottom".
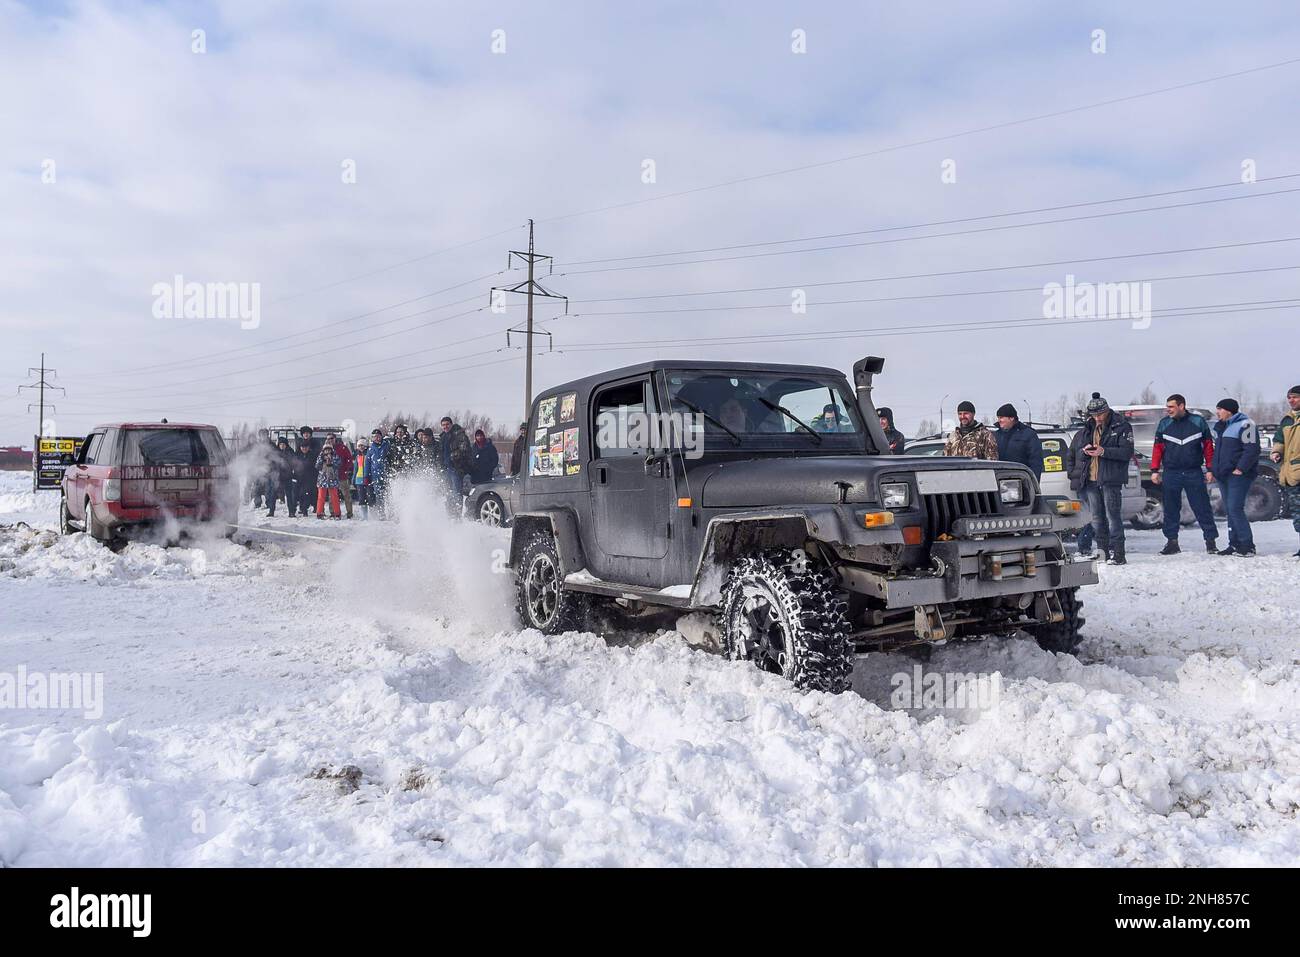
[
  {"left": 509, "top": 509, "right": 587, "bottom": 576},
  {"left": 688, "top": 510, "right": 825, "bottom": 607}
]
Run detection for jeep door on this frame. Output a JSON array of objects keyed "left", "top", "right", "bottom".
[{"left": 588, "top": 376, "right": 674, "bottom": 584}]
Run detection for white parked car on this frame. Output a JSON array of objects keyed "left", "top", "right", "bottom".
[{"left": 904, "top": 427, "right": 1145, "bottom": 522}]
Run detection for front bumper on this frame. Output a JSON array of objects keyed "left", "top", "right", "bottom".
[{"left": 837, "top": 533, "right": 1097, "bottom": 607}]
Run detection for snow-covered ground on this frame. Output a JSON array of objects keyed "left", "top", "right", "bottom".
[{"left": 0, "top": 468, "right": 1296, "bottom": 866}]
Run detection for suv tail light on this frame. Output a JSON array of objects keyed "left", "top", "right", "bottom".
[{"left": 104, "top": 478, "right": 121, "bottom": 502}]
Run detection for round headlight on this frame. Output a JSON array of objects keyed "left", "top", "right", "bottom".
[
  {"left": 881, "top": 482, "right": 910, "bottom": 508},
  {"left": 998, "top": 478, "right": 1024, "bottom": 503}
]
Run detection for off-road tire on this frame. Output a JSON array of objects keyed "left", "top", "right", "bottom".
[
  {"left": 716, "top": 549, "right": 853, "bottom": 693},
  {"left": 515, "top": 532, "right": 586, "bottom": 634},
  {"left": 1027, "top": 586, "right": 1085, "bottom": 656}
]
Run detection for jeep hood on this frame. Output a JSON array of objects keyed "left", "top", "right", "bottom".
[{"left": 697, "top": 455, "right": 1000, "bottom": 507}]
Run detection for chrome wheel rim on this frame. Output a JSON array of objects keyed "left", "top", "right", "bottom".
[
  {"left": 525, "top": 553, "right": 559, "bottom": 625},
  {"left": 479, "top": 497, "right": 503, "bottom": 526}
]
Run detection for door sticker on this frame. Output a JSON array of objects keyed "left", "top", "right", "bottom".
[{"left": 538, "top": 396, "right": 558, "bottom": 428}]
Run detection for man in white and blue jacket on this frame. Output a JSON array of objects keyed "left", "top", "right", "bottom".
[
  {"left": 1150, "top": 393, "right": 1218, "bottom": 555},
  {"left": 1211, "top": 398, "right": 1260, "bottom": 557}
]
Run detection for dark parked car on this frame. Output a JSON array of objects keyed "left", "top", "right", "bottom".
[
  {"left": 507, "top": 356, "right": 1097, "bottom": 693},
  {"left": 59, "top": 422, "right": 237, "bottom": 543}
]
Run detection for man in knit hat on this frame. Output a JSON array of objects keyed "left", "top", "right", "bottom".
[
  {"left": 994, "top": 403, "right": 1043, "bottom": 478},
  {"left": 1079, "top": 392, "right": 1134, "bottom": 564},
  {"left": 876, "top": 407, "right": 906, "bottom": 454},
  {"left": 1211, "top": 398, "right": 1260, "bottom": 556},
  {"left": 1270, "top": 385, "right": 1300, "bottom": 557},
  {"left": 943, "top": 401, "right": 998, "bottom": 459}
]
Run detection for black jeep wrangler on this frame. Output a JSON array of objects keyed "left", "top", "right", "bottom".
[{"left": 508, "top": 356, "right": 1099, "bottom": 692}]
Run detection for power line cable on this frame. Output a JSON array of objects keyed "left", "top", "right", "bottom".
[{"left": 556, "top": 173, "right": 1300, "bottom": 267}]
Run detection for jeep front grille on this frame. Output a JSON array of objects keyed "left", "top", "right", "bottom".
[{"left": 921, "top": 491, "right": 1000, "bottom": 540}]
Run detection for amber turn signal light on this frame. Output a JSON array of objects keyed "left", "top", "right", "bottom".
[
  {"left": 677, "top": 497, "right": 693, "bottom": 508},
  {"left": 902, "top": 526, "right": 923, "bottom": 545},
  {"left": 862, "top": 511, "right": 894, "bottom": 528}
]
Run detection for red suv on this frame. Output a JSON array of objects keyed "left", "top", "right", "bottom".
[{"left": 59, "top": 422, "right": 237, "bottom": 543}]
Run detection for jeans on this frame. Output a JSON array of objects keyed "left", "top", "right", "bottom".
[
  {"left": 355, "top": 484, "right": 374, "bottom": 517},
  {"left": 443, "top": 469, "right": 465, "bottom": 517},
  {"left": 1084, "top": 483, "right": 1125, "bottom": 552},
  {"left": 296, "top": 481, "right": 317, "bottom": 516},
  {"left": 1077, "top": 518, "right": 1094, "bottom": 552},
  {"left": 1160, "top": 468, "right": 1217, "bottom": 541},
  {"left": 267, "top": 480, "right": 291, "bottom": 516},
  {"left": 1218, "top": 474, "right": 1255, "bottom": 550}
]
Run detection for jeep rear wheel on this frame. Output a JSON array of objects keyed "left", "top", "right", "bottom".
[
  {"left": 516, "top": 533, "right": 586, "bottom": 633},
  {"left": 717, "top": 549, "right": 853, "bottom": 693},
  {"left": 1026, "top": 587, "right": 1085, "bottom": 656}
]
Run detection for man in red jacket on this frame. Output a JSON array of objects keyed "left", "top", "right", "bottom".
[{"left": 331, "top": 434, "right": 354, "bottom": 519}]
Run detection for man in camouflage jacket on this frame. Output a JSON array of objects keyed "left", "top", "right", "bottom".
[{"left": 943, "top": 401, "right": 999, "bottom": 459}]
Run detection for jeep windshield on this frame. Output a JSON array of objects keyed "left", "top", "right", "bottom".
[{"left": 665, "top": 370, "right": 871, "bottom": 452}]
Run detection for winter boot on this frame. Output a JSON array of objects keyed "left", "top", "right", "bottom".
[
  {"left": 1107, "top": 546, "right": 1127, "bottom": 566},
  {"left": 1159, "top": 539, "right": 1181, "bottom": 555},
  {"left": 1205, "top": 539, "right": 1218, "bottom": 554},
  {"left": 1216, "top": 544, "right": 1237, "bottom": 556},
  {"left": 1235, "top": 546, "right": 1256, "bottom": 557}
]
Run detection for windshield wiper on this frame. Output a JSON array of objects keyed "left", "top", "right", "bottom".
[
  {"left": 672, "top": 395, "right": 742, "bottom": 446},
  {"left": 758, "top": 398, "right": 822, "bottom": 444}
]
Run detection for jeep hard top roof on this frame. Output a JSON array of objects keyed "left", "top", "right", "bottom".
[
  {"left": 539, "top": 359, "right": 848, "bottom": 399},
  {"left": 89, "top": 422, "right": 220, "bottom": 431}
]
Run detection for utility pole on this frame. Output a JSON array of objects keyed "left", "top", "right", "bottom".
[
  {"left": 19, "top": 353, "right": 64, "bottom": 439},
  {"left": 490, "top": 220, "right": 567, "bottom": 422}
]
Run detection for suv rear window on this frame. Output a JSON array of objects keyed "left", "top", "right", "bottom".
[{"left": 121, "top": 429, "right": 227, "bottom": 466}]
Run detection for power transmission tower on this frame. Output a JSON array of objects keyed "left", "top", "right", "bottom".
[
  {"left": 490, "top": 220, "right": 567, "bottom": 422},
  {"left": 18, "top": 353, "right": 65, "bottom": 438}
]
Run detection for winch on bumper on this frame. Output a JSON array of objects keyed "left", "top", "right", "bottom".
[{"left": 836, "top": 532, "right": 1096, "bottom": 608}]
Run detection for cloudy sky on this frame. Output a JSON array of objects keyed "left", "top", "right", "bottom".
[{"left": 2, "top": 0, "right": 1298, "bottom": 445}]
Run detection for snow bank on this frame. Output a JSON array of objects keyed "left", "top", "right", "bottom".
[{"left": 1, "top": 472, "right": 1297, "bottom": 867}]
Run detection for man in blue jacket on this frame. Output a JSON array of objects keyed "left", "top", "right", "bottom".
[
  {"left": 994, "top": 404, "right": 1044, "bottom": 478},
  {"left": 1150, "top": 393, "right": 1218, "bottom": 555},
  {"left": 1211, "top": 398, "right": 1260, "bottom": 556},
  {"left": 366, "top": 428, "right": 388, "bottom": 518}
]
